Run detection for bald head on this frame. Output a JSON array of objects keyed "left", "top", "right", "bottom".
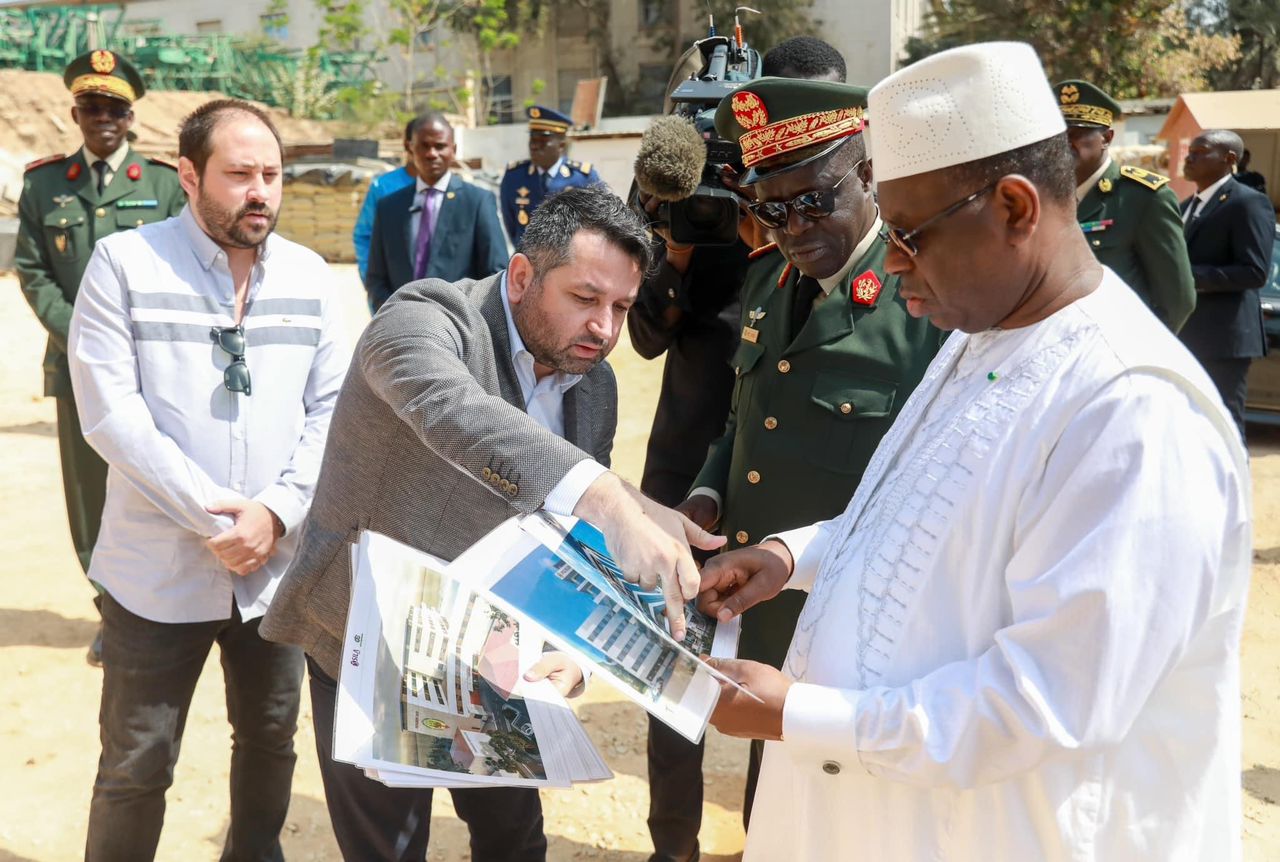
[{"left": 1184, "top": 128, "right": 1244, "bottom": 190}]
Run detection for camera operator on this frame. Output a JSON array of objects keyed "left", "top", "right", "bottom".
[{"left": 636, "top": 36, "right": 857, "bottom": 862}]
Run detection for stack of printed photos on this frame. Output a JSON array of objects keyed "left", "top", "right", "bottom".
[
  {"left": 334, "top": 513, "right": 743, "bottom": 788},
  {"left": 334, "top": 530, "right": 612, "bottom": 788}
]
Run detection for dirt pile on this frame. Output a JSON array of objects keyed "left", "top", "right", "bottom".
[{"left": 0, "top": 69, "right": 335, "bottom": 215}]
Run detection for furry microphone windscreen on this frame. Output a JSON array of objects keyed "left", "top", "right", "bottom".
[{"left": 634, "top": 115, "right": 706, "bottom": 201}]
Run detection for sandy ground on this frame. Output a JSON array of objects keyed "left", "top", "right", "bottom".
[{"left": 0, "top": 264, "right": 1276, "bottom": 860}]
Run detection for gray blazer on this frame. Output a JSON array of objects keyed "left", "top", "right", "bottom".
[{"left": 260, "top": 273, "right": 618, "bottom": 678}]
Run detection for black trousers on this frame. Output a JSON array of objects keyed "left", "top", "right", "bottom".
[
  {"left": 86, "top": 595, "right": 304, "bottom": 862},
  {"left": 307, "top": 657, "right": 548, "bottom": 862},
  {"left": 1199, "top": 356, "right": 1252, "bottom": 442}
]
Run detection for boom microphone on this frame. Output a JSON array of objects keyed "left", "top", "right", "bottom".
[{"left": 634, "top": 115, "right": 705, "bottom": 202}]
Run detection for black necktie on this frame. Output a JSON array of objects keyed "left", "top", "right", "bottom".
[
  {"left": 93, "top": 160, "right": 108, "bottom": 195},
  {"left": 1186, "top": 196, "right": 1202, "bottom": 223},
  {"left": 790, "top": 275, "right": 823, "bottom": 339},
  {"left": 539, "top": 170, "right": 549, "bottom": 195}
]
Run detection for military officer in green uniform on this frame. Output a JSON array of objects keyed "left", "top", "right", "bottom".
[
  {"left": 15, "top": 49, "right": 186, "bottom": 665},
  {"left": 678, "top": 77, "right": 944, "bottom": 828},
  {"left": 1056, "top": 78, "right": 1194, "bottom": 331}
]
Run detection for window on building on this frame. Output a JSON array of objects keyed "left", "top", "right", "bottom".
[
  {"left": 637, "top": 63, "right": 672, "bottom": 114},
  {"left": 557, "top": 7, "right": 590, "bottom": 37},
  {"left": 557, "top": 68, "right": 591, "bottom": 115},
  {"left": 260, "top": 13, "right": 288, "bottom": 41},
  {"left": 195, "top": 19, "right": 223, "bottom": 34},
  {"left": 639, "top": 0, "right": 670, "bottom": 29},
  {"left": 484, "top": 75, "right": 514, "bottom": 125}
]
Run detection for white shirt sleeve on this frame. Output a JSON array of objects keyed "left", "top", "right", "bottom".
[
  {"left": 780, "top": 373, "right": 1249, "bottom": 789},
  {"left": 543, "top": 458, "right": 609, "bottom": 516},
  {"left": 771, "top": 519, "right": 838, "bottom": 592},
  {"left": 253, "top": 270, "right": 348, "bottom": 533},
  {"left": 68, "top": 241, "right": 238, "bottom": 537}
]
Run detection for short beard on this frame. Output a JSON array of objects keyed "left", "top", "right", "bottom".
[
  {"left": 195, "top": 176, "right": 277, "bottom": 249},
  {"left": 511, "top": 279, "right": 607, "bottom": 376}
]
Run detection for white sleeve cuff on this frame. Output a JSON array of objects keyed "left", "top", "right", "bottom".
[
  {"left": 686, "top": 487, "right": 723, "bottom": 525},
  {"left": 543, "top": 458, "right": 609, "bottom": 517},
  {"left": 782, "top": 682, "right": 866, "bottom": 774},
  {"left": 254, "top": 484, "right": 305, "bottom": 535},
  {"left": 767, "top": 522, "right": 829, "bottom": 592}
]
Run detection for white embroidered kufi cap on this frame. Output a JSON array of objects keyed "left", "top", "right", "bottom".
[{"left": 868, "top": 41, "right": 1066, "bottom": 183}]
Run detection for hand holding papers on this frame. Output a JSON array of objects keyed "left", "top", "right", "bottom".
[
  {"left": 450, "top": 512, "right": 744, "bottom": 743},
  {"left": 335, "top": 532, "right": 611, "bottom": 789}
]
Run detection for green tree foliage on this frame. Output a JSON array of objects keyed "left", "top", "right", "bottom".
[
  {"left": 904, "top": 0, "right": 1240, "bottom": 97},
  {"left": 1199, "top": 0, "right": 1280, "bottom": 89}
]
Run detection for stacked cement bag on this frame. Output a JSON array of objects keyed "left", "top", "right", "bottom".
[{"left": 277, "top": 162, "right": 390, "bottom": 262}]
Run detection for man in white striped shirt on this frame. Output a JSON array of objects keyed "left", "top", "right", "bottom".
[{"left": 68, "top": 98, "right": 347, "bottom": 862}]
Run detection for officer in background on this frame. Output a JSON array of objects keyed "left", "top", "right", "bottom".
[
  {"left": 499, "top": 105, "right": 602, "bottom": 245},
  {"left": 1056, "top": 79, "right": 1194, "bottom": 331},
  {"left": 15, "top": 50, "right": 186, "bottom": 666}
]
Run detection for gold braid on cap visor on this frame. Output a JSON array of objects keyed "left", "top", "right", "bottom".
[
  {"left": 739, "top": 107, "right": 864, "bottom": 167},
  {"left": 1060, "top": 104, "right": 1113, "bottom": 127},
  {"left": 528, "top": 120, "right": 570, "bottom": 133},
  {"left": 70, "top": 74, "right": 136, "bottom": 103}
]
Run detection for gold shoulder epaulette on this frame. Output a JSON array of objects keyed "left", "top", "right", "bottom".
[
  {"left": 24, "top": 154, "right": 66, "bottom": 172},
  {"left": 577, "top": 161, "right": 593, "bottom": 174},
  {"left": 748, "top": 241, "right": 779, "bottom": 260},
  {"left": 146, "top": 156, "right": 177, "bottom": 171},
  {"left": 1120, "top": 164, "right": 1170, "bottom": 191},
  {"left": 507, "top": 160, "right": 519, "bottom": 170}
]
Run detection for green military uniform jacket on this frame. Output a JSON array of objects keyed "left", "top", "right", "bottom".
[
  {"left": 691, "top": 237, "right": 944, "bottom": 667},
  {"left": 1078, "top": 160, "right": 1195, "bottom": 332},
  {"left": 16, "top": 146, "right": 186, "bottom": 397}
]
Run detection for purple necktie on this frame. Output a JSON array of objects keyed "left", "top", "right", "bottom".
[{"left": 413, "top": 188, "right": 439, "bottom": 279}]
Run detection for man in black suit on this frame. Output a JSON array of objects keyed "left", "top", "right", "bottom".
[
  {"left": 1178, "top": 128, "right": 1277, "bottom": 439},
  {"left": 366, "top": 112, "right": 509, "bottom": 312}
]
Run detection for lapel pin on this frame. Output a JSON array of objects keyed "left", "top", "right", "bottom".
[
  {"left": 66, "top": 162, "right": 81, "bottom": 181},
  {"left": 1098, "top": 178, "right": 1112, "bottom": 193},
  {"left": 446, "top": 191, "right": 456, "bottom": 200},
  {"left": 852, "top": 270, "right": 882, "bottom": 306}
]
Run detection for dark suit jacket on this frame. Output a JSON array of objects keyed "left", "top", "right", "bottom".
[
  {"left": 1178, "top": 176, "right": 1275, "bottom": 360},
  {"left": 627, "top": 241, "right": 748, "bottom": 507},
  {"left": 261, "top": 273, "right": 618, "bottom": 679},
  {"left": 365, "top": 174, "right": 509, "bottom": 311}
]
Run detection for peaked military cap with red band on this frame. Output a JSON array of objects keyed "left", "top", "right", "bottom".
[
  {"left": 714, "top": 77, "right": 869, "bottom": 185},
  {"left": 64, "top": 49, "right": 146, "bottom": 105}
]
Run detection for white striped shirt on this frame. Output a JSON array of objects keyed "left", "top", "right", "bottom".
[{"left": 68, "top": 206, "right": 349, "bottom": 623}]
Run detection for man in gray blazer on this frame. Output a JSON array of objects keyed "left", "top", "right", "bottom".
[{"left": 262, "top": 187, "right": 721, "bottom": 861}]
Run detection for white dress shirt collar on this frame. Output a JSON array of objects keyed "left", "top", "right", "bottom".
[
  {"left": 818, "top": 211, "right": 885, "bottom": 294},
  {"left": 1194, "top": 172, "right": 1232, "bottom": 206},
  {"left": 537, "top": 157, "right": 565, "bottom": 178},
  {"left": 1075, "top": 156, "right": 1112, "bottom": 203},
  {"left": 415, "top": 171, "right": 453, "bottom": 196},
  {"left": 80, "top": 142, "right": 129, "bottom": 174}
]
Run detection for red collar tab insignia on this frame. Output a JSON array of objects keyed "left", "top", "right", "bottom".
[
  {"left": 732, "top": 91, "right": 769, "bottom": 130},
  {"left": 748, "top": 241, "right": 778, "bottom": 260},
  {"left": 777, "top": 261, "right": 795, "bottom": 290},
  {"left": 126, "top": 163, "right": 141, "bottom": 181},
  {"left": 90, "top": 50, "right": 116, "bottom": 74},
  {"left": 852, "top": 270, "right": 882, "bottom": 306},
  {"left": 66, "top": 161, "right": 82, "bottom": 181}
]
